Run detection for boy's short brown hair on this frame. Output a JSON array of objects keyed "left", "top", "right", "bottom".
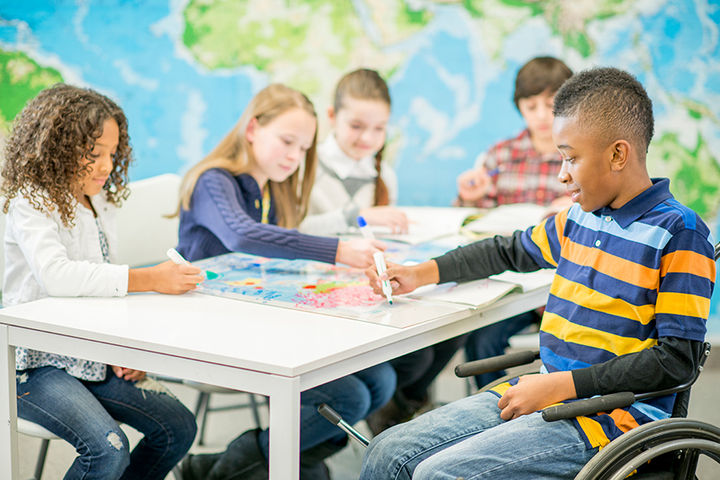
[{"left": 513, "top": 56, "right": 573, "bottom": 108}]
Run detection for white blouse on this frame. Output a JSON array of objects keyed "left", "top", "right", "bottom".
[{"left": 4, "top": 194, "right": 129, "bottom": 380}]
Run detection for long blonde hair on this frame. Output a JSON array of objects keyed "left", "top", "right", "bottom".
[
  {"left": 178, "top": 84, "right": 318, "bottom": 228},
  {"left": 333, "top": 69, "right": 391, "bottom": 206}
]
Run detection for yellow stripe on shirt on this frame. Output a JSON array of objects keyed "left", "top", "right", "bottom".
[
  {"left": 551, "top": 276, "right": 656, "bottom": 325},
  {"left": 530, "top": 218, "right": 557, "bottom": 267},
  {"left": 576, "top": 416, "right": 611, "bottom": 449},
  {"left": 656, "top": 291, "right": 711, "bottom": 319},
  {"left": 542, "top": 312, "right": 657, "bottom": 355}
]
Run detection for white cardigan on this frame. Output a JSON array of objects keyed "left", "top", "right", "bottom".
[
  {"left": 3, "top": 193, "right": 129, "bottom": 308},
  {"left": 300, "top": 135, "right": 398, "bottom": 235}
]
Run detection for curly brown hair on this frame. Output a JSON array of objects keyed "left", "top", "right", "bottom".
[{"left": 1, "top": 83, "right": 133, "bottom": 227}]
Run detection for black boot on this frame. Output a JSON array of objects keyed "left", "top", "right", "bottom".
[
  {"left": 365, "top": 390, "right": 429, "bottom": 436},
  {"left": 180, "top": 452, "right": 222, "bottom": 480},
  {"left": 206, "top": 428, "right": 268, "bottom": 480},
  {"left": 299, "top": 437, "right": 348, "bottom": 480}
]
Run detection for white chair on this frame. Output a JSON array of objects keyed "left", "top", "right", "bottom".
[
  {"left": 115, "top": 173, "right": 182, "bottom": 267},
  {"left": 114, "top": 174, "right": 266, "bottom": 447},
  {"left": 17, "top": 419, "right": 58, "bottom": 480}
]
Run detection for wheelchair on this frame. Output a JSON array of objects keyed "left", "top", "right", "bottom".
[
  {"left": 320, "top": 342, "right": 719, "bottom": 480},
  {"left": 453, "top": 340, "right": 719, "bottom": 480}
]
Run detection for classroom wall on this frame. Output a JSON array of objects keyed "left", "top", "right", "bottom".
[{"left": 1, "top": 0, "right": 719, "bottom": 334}]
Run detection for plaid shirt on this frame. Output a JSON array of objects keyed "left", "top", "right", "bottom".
[{"left": 459, "top": 129, "right": 566, "bottom": 208}]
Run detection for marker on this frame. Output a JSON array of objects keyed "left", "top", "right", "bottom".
[
  {"left": 166, "top": 248, "right": 219, "bottom": 280},
  {"left": 468, "top": 167, "right": 500, "bottom": 187},
  {"left": 357, "top": 216, "right": 393, "bottom": 305}
]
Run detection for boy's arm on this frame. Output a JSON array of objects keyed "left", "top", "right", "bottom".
[
  {"left": 572, "top": 337, "right": 703, "bottom": 398},
  {"left": 434, "top": 231, "right": 541, "bottom": 284}
]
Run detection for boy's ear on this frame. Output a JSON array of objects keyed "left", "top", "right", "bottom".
[
  {"left": 245, "top": 117, "right": 257, "bottom": 143},
  {"left": 327, "top": 106, "right": 336, "bottom": 126},
  {"left": 609, "top": 140, "right": 630, "bottom": 171}
]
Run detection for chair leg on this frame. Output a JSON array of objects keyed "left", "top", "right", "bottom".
[
  {"left": 249, "top": 394, "right": 262, "bottom": 428},
  {"left": 194, "top": 392, "right": 211, "bottom": 446},
  {"left": 171, "top": 463, "right": 184, "bottom": 480},
  {"left": 34, "top": 438, "right": 50, "bottom": 480}
]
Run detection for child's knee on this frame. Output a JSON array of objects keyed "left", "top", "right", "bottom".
[{"left": 90, "top": 429, "right": 131, "bottom": 475}]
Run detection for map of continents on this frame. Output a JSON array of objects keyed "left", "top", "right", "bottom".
[{"left": 1, "top": 0, "right": 719, "bottom": 328}]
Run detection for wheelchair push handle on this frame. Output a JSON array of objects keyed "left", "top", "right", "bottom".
[
  {"left": 318, "top": 403, "right": 370, "bottom": 448},
  {"left": 455, "top": 350, "right": 539, "bottom": 378},
  {"left": 542, "top": 391, "right": 636, "bottom": 422}
]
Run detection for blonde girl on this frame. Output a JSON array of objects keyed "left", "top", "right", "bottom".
[{"left": 176, "top": 83, "right": 382, "bottom": 266}]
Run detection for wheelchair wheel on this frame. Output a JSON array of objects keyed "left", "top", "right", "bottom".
[{"left": 575, "top": 418, "right": 720, "bottom": 480}]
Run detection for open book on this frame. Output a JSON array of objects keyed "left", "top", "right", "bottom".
[
  {"left": 462, "top": 203, "right": 549, "bottom": 236},
  {"left": 369, "top": 206, "right": 479, "bottom": 244},
  {"left": 407, "top": 269, "right": 554, "bottom": 309}
]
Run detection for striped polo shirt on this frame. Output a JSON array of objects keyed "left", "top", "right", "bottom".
[{"left": 494, "top": 178, "right": 715, "bottom": 449}]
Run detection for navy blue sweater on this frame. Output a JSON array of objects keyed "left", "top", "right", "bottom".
[{"left": 177, "top": 169, "right": 339, "bottom": 262}]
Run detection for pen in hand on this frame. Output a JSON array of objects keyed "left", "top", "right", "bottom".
[
  {"left": 166, "top": 248, "right": 219, "bottom": 280},
  {"left": 357, "top": 217, "right": 393, "bottom": 305}
]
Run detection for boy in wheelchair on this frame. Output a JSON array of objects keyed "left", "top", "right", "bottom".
[{"left": 360, "top": 67, "right": 716, "bottom": 479}]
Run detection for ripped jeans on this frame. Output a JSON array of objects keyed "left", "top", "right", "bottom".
[{"left": 16, "top": 365, "right": 197, "bottom": 480}]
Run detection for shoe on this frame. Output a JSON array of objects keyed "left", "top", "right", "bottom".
[
  {"left": 300, "top": 437, "right": 347, "bottom": 480},
  {"left": 365, "top": 391, "right": 429, "bottom": 436},
  {"left": 180, "top": 453, "right": 222, "bottom": 480},
  {"left": 206, "top": 428, "right": 268, "bottom": 480}
]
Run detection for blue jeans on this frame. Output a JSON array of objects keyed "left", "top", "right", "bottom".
[
  {"left": 16, "top": 366, "right": 197, "bottom": 480},
  {"left": 360, "top": 391, "right": 597, "bottom": 480},
  {"left": 257, "top": 362, "right": 396, "bottom": 455},
  {"left": 464, "top": 310, "right": 539, "bottom": 388}
]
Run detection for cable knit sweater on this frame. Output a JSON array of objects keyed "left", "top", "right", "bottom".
[{"left": 177, "top": 168, "right": 338, "bottom": 262}]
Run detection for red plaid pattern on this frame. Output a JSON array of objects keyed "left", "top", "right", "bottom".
[{"left": 460, "top": 129, "right": 566, "bottom": 208}]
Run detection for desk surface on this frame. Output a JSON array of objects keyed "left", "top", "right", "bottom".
[{"left": 0, "top": 292, "right": 475, "bottom": 377}]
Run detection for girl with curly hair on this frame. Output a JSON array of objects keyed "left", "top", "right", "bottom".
[{"left": 2, "top": 83, "right": 200, "bottom": 479}]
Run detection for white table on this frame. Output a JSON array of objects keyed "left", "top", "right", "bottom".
[{"left": 0, "top": 287, "right": 548, "bottom": 479}]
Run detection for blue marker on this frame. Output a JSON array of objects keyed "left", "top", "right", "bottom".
[
  {"left": 357, "top": 216, "right": 393, "bottom": 305},
  {"left": 468, "top": 167, "right": 500, "bottom": 187}
]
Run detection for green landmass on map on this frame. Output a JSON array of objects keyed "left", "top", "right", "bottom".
[
  {"left": 0, "top": 49, "right": 63, "bottom": 134},
  {"left": 650, "top": 132, "right": 720, "bottom": 219}
]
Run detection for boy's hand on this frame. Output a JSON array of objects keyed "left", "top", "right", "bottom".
[
  {"left": 358, "top": 206, "right": 409, "bottom": 234},
  {"left": 457, "top": 167, "right": 493, "bottom": 202},
  {"left": 111, "top": 365, "right": 146, "bottom": 382},
  {"left": 336, "top": 238, "right": 386, "bottom": 268},
  {"left": 365, "top": 260, "right": 439, "bottom": 296},
  {"left": 497, "top": 371, "right": 576, "bottom": 421}
]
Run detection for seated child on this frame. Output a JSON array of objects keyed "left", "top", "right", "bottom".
[
  {"left": 299, "top": 68, "right": 408, "bottom": 235},
  {"left": 176, "top": 83, "right": 395, "bottom": 479},
  {"left": 1, "top": 84, "right": 201, "bottom": 479},
  {"left": 360, "top": 67, "right": 715, "bottom": 480},
  {"left": 457, "top": 56, "right": 574, "bottom": 389}
]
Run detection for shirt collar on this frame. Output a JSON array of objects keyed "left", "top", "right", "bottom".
[
  {"left": 594, "top": 178, "right": 673, "bottom": 229},
  {"left": 318, "top": 134, "right": 378, "bottom": 180}
]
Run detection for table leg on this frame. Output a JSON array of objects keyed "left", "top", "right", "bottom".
[
  {"left": 268, "top": 376, "right": 301, "bottom": 480},
  {"left": 0, "top": 325, "right": 19, "bottom": 479}
]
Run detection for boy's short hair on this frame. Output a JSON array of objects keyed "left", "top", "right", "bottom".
[
  {"left": 553, "top": 67, "right": 654, "bottom": 155},
  {"left": 513, "top": 56, "right": 573, "bottom": 107}
]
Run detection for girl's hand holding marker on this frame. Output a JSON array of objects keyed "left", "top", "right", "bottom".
[{"left": 166, "top": 248, "right": 219, "bottom": 280}]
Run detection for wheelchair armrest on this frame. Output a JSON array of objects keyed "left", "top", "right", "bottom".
[
  {"left": 455, "top": 350, "right": 540, "bottom": 378},
  {"left": 542, "top": 392, "right": 636, "bottom": 422}
]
